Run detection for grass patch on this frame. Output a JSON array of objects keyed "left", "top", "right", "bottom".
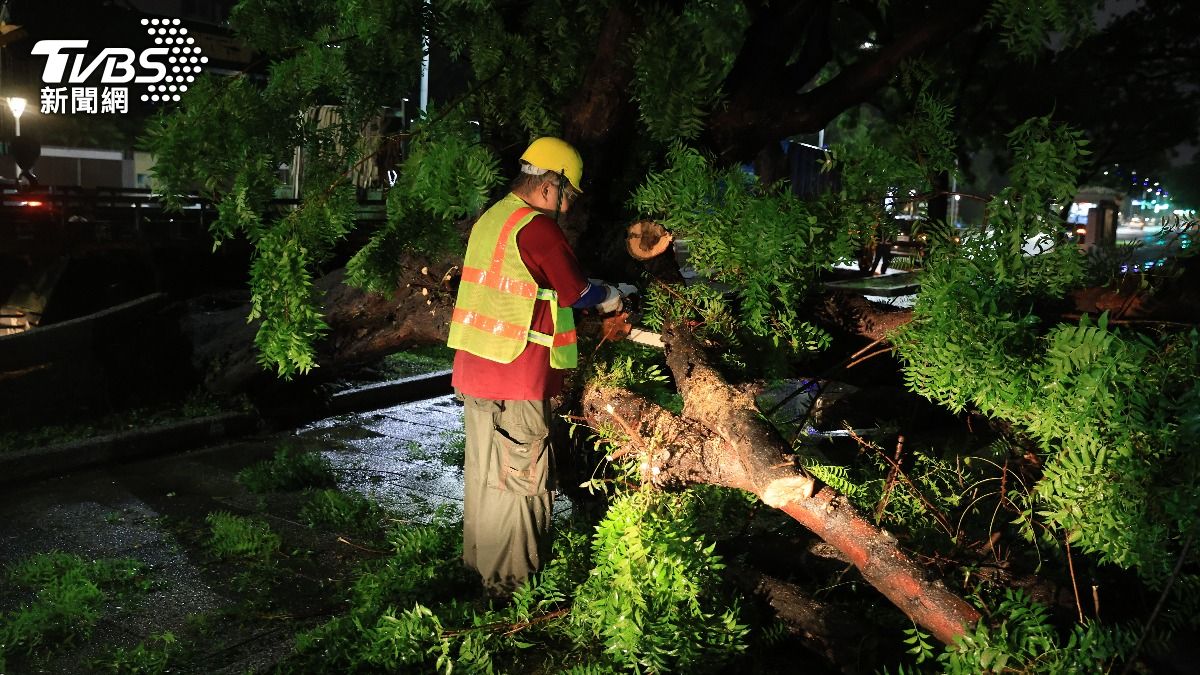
[
  {"left": 90, "top": 631, "right": 178, "bottom": 675},
  {"left": 236, "top": 447, "right": 338, "bottom": 493},
  {"left": 0, "top": 552, "right": 150, "bottom": 669},
  {"left": 375, "top": 345, "right": 455, "bottom": 379},
  {"left": 205, "top": 512, "right": 282, "bottom": 562}
]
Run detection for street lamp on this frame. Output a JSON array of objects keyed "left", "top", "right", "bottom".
[{"left": 7, "top": 96, "right": 26, "bottom": 136}]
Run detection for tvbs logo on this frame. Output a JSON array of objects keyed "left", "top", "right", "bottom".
[
  {"left": 32, "top": 18, "right": 206, "bottom": 106},
  {"left": 33, "top": 41, "right": 169, "bottom": 84}
]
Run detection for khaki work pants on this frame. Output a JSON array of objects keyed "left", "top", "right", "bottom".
[{"left": 460, "top": 394, "right": 555, "bottom": 595}]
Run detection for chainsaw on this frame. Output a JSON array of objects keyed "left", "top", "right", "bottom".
[{"left": 597, "top": 283, "right": 663, "bottom": 348}]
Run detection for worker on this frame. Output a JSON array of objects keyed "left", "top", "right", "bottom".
[{"left": 447, "top": 137, "right": 623, "bottom": 598}]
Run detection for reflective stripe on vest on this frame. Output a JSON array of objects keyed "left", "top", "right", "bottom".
[
  {"left": 446, "top": 194, "right": 578, "bottom": 369},
  {"left": 452, "top": 307, "right": 576, "bottom": 348},
  {"left": 460, "top": 265, "right": 538, "bottom": 299}
]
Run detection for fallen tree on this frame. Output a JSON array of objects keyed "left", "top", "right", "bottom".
[{"left": 579, "top": 319, "right": 980, "bottom": 645}]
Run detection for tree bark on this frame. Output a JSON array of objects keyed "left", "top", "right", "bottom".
[
  {"left": 319, "top": 264, "right": 457, "bottom": 365},
  {"left": 580, "top": 322, "right": 981, "bottom": 645},
  {"left": 560, "top": 2, "right": 641, "bottom": 233},
  {"left": 739, "top": 567, "right": 874, "bottom": 673}
]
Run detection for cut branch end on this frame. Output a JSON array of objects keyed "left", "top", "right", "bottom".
[
  {"left": 626, "top": 220, "right": 674, "bottom": 260},
  {"left": 761, "top": 475, "right": 816, "bottom": 507}
]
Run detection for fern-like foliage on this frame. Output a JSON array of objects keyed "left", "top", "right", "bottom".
[
  {"left": 629, "top": 2, "right": 750, "bottom": 141},
  {"left": 892, "top": 589, "right": 1135, "bottom": 673},
  {"left": 895, "top": 115, "right": 1200, "bottom": 583},
  {"left": 1, "top": 553, "right": 147, "bottom": 666},
  {"left": 984, "top": 0, "right": 1102, "bottom": 59},
  {"left": 437, "top": 0, "right": 604, "bottom": 139},
  {"left": 942, "top": 589, "right": 1134, "bottom": 674},
  {"left": 632, "top": 143, "right": 854, "bottom": 352},
  {"left": 345, "top": 111, "right": 502, "bottom": 294},
  {"left": 567, "top": 490, "right": 749, "bottom": 673},
  {"left": 802, "top": 459, "right": 865, "bottom": 499},
  {"left": 236, "top": 446, "right": 338, "bottom": 493},
  {"left": 148, "top": 0, "right": 440, "bottom": 377},
  {"left": 205, "top": 511, "right": 282, "bottom": 562},
  {"left": 817, "top": 67, "right": 960, "bottom": 267},
  {"left": 292, "top": 514, "right": 477, "bottom": 671},
  {"left": 289, "top": 494, "right": 755, "bottom": 673},
  {"left": 833, "top": 66, "right": 959, "bottom": 200},
  {"left": 150, "top": 0, "right": 602, "bottom": 377}
]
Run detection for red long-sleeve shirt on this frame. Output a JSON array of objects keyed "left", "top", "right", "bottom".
[{"left": 451, "top": 211, "right": 589, "bottom": 401}]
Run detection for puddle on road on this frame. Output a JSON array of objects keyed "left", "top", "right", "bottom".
[
  {"left": 295, "top": 394, "right": 468, "bottom": 518},
  {"left": 294, "top": 395, "right": 573, "bottom": 519},
  {"left": 294, "top": 393, "right": 576, "bottom": 521}
]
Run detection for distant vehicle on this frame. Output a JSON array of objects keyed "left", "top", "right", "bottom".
[{"left": 0, "top": 178, "right": 51, "bottom": 211}]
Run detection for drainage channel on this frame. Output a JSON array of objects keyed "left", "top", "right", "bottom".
[{"left": 0, "top": 371, "right": 454, "bottom": 486}]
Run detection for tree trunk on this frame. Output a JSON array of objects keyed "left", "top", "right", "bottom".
[
  {"left": 739, "top": 567, "right": 874, "bottom": 673},
  {"left": 580, "top": 321, "right": 980, "bottom": 645}
]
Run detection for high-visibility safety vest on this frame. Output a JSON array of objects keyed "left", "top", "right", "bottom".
[{"left": 447, "top": 194, "right": 578, "bottom": 369}]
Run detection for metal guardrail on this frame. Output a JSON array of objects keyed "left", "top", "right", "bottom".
[{"left": 823, "top": 271, "right": 921, "bottom": 297}]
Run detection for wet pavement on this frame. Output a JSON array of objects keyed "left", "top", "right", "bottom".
[
  {"left": 0, "top": 392, "right": 471, "bottom": 672},
  {"left": 296, "top": 394, "right": 466, "bottom": 514}
]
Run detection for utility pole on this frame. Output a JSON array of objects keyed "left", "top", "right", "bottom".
[{"left": 420, "top": 0, "right": 430, "bottom": 114}]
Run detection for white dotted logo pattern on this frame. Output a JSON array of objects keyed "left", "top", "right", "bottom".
[{"left": 138, "top": 18, "right": 207, "bottom": 102}]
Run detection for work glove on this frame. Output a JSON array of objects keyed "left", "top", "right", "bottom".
[{"left": 597, "top": 284, "right": 623, "bottom": 314}]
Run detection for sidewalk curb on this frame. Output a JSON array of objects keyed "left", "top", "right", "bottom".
[
  {"left": 0, "top": 370, "right": 454, "bottom": 485},
  {"left": 326, "top": 370, "right": 452, "bottom": 416},
  {"left": 0, "top": 412, "right": 262, "bottom": 485}
]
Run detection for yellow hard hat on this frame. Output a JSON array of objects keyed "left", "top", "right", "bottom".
[{"left": 520, "top": 137, "right": 583, "bottom": 192}]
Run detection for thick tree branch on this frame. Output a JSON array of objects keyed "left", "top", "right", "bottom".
[
  {"left": 720, "top": 0, "right": 834, "bottom": 112},
  {"left": 738, "top": 566, "right": 873, "bottom": 672},
  {"left": 580, "top": 322, "right": 981, "bottom": 644},
  {"left": 707, "top": 0, "right": 992, "bottom": 160},
  {"left": 197, "top": 259, "right": 457, "bottom": 394}
]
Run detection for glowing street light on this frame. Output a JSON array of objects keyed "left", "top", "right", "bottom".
[{"left": 7, "top": 96, "right": 26, "bottom": 136}]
